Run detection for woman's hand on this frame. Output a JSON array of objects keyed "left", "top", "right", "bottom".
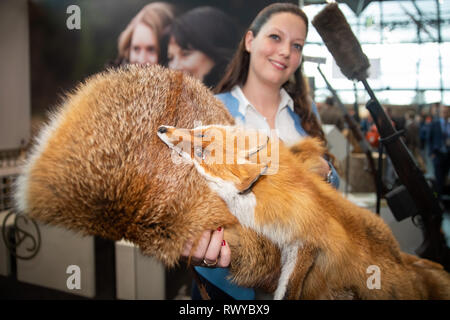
[
  {"left": 181, "top": 227, "right": 231, "bottom": 268},
  {"left": 317, "top": 157, "right": 332, "bottom": 180}
]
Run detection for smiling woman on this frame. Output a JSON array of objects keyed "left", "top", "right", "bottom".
[{"left": 243, "top": 12, "right": 306, "bottom": 109}]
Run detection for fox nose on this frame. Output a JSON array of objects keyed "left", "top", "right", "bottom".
[{"left": 158, "top": 126, "right": 168, "bottom": 134}]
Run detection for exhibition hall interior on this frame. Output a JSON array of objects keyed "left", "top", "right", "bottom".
[{"left": 1, "top": 0, "right": 449, "bottom": 300}]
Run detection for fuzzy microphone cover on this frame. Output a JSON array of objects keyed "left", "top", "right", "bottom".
[{"left": 312, "top": 3, "right": 370, "bottom": 81}]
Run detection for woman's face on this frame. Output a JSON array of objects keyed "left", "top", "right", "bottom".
[
  {"left": 167, "top": 36, "right": 215, "bottom": 81},
  {"left": 245, "top": 12, "right": 306, "bottom": 87},
  {"left": 129, "top": 23, "right": 158, "bottom": 65}
]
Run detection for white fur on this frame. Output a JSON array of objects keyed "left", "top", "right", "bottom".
[
  {"left": 195, "top": 161, "right": 304, "bottom": 300},
  {"left": 200, "top": 169, "right": 294, "bottom": 246},
  {"left": 198, "top": 165, "right": 258, "bottom": 230},
  {"left": 274, "top": 242, "right": 303, "bottom": 300},
  {"left": 200, "top": 169, "right": 302, "bottom": 300},
  {"left": 14, "top": 108, "right": 70, "bottom": 214}
]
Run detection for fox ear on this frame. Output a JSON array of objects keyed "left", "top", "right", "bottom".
[{"left": 236, "top": 163, "right": 269, "bottom": 194}]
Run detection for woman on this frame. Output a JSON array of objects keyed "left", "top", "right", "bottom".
[
  {"left": 115, "top": 2, "right": 175, "bottom": 66},
  {"left": 166, "top": 6, "right": 239, "bottom": 88},
  {"left": 184, "top": 3, "right": 340, "bottom": 300}
]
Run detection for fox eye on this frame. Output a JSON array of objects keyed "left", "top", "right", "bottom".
[{"left": 195, "top": 133, "right": 205, "bottom": 138}]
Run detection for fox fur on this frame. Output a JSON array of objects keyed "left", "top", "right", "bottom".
[
  {"left": 14, "top": 65, "right": 449, "bottom": 299},
  {"left": 13, "top": 65, "right": 283, "bottom": 290},
  {"left": 158, "top": 124, "right": 450, "bottom": 300}
]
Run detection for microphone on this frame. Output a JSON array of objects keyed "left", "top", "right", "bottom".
[{"left": 311, "top": 3, "right": 370, "bottom": 82}]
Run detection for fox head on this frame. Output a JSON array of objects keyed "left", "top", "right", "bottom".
[{"left": 157, "top": 125, "right": 276, "bottom": 194}]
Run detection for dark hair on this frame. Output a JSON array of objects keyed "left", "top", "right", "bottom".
[
  {"left": 168, "top": 6, "right": 239, "bottom": 88},
  {"left": 215, "top": 3, "right": 326, "bottom": 144},
  {"left": 325, "top": 96, "right": 335, "bottom": 106}
]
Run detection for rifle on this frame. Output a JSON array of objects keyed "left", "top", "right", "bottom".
[
  {"left": 363, "top": 84, "right": 449, "bottom": 267},
  {"left": 313, "top": 3, "right": 450, "bottom": 269}
]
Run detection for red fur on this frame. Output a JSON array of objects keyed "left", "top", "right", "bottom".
[
  {"left": 162, "top": 125, "right": 450, "bottom": 299},
  {"left": 15, "top": 65, "right": 449, "bottom": 299}
]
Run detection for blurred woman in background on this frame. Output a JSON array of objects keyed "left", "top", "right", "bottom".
[
  {"left": 166, "top": 6, "right": 239, "bottom": 88},
  {"left": 115, "top": 2, "right": 175, "bottom": 66}
]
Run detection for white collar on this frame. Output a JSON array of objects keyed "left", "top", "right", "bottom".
[{"left": 230, "top": 85, "right": 294, "bottom": 116}]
